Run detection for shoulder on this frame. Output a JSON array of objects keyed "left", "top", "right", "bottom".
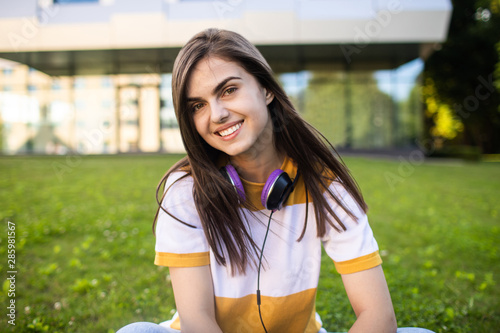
[
  {"left": 161, "top": 170, "right": 195, "bottom": 208},
  {"left": 326, "top": 180, "right": 365, "bottom": 219},
  {"left": 161, "top": 156, "right": 193, "bottom": 188},
  {"left": 156, "top": 169, "right": 203, "bottom": 232},
  {"left": 165, "top": 170, "right": 193, "bottom": 189}
]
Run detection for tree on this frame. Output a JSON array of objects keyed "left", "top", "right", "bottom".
[{"left": 424, "top": 0, "right": 500, "bottom": 153}]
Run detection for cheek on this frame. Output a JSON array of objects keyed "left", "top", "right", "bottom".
[{"left": 255, "top": 105, "right": 271, "bottom": 128}]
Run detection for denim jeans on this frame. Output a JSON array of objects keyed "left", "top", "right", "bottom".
[{"left": 116, "top": 322, "right": 436, "bottom": 333}]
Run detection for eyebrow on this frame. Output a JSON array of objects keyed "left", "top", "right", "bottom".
[{"left": 187, "top": 76, "right": 242, "bottom": 102}]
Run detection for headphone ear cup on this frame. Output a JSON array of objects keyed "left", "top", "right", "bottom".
[
  {"left": 261, "top": 169, "right": 293, "bottom": 211},
  {"left": 220, "top": 165, "right": 246, "bottom": 202}
]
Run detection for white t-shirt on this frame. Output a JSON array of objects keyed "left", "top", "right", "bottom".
[{"left": 155, "top": 157, "right": 382, "bottom": 332}]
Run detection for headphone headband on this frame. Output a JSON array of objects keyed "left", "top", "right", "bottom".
[
  {"left": 220, "top": 165, "right": 299, "bottom": 211},
  {"left": 221, "top": 164, "right": 246, "bottom": 202}
]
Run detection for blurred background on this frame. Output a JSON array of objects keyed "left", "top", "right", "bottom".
[
  {"left": 1, "top": 1, "right": 500, "bottom": 332},
  {"left": 3, "top": 0, "right": 496, "bottom": 158}
]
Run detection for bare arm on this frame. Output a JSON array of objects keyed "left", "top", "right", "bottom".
[
  {"left": 342, "top": 265, "right": 397, "bottom": 333},
  {"left": 169, "top": 265, "right": 223, "bottom": 333}
]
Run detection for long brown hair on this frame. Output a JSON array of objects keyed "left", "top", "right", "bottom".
[{"left": 154, "top": 28, "right": 367, "bottom": 275}]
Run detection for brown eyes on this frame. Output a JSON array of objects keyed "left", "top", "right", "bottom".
[
  {"left": 192, "top": 103, "right": 205, "bottom": 112},
  {"left": 190, "top": 87, "right": 237, "bottom": 113},
  {"left": 223, "top": 87, "right": 236, "bottom": 96}
]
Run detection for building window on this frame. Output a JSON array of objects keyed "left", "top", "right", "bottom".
[
  {"left": 52, "top": 80, "right": 62, "bottom": 90},
  {"left": 101, "top": 100, "right": 113, "bottom": 109},
  {"left": 75, "top": 100, "right": 86, "bottom": 110},
  {"left": 74, "top": 78, "right": 85, "bottom": 89},
  {"left": 101, "top": 76, "right": 113, "bottom": 88}
]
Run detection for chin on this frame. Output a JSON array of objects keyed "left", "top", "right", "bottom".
[{"left": 221, "top": 147, "right": 249, "bottom": 158}]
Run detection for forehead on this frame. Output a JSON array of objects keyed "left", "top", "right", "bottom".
[{"left": 186, "top": 57, "right": 250, "bottom": 96}]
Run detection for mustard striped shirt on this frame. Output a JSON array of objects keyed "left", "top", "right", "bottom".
[{"left": 155, "top": 157, "right": 382, "bottom": 332}]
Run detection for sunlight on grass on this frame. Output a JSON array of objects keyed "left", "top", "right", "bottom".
[{"left": 0, "top": 154, "right": 498, "bottom": 332}]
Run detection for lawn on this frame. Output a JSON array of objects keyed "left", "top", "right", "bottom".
[{"left": 0, "top": 154, "right": 498, "bottom": 332}]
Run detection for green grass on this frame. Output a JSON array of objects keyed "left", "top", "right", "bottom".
[{"left": 0, "top": 154, "right": 498, "bottom": 332}]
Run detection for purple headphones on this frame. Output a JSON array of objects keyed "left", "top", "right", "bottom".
[{"left": 220, "top": 165, "right": 299, "bottom": 211}]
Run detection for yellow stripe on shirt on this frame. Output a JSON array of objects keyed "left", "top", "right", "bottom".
[
  {"left": 334, "top": 250, "right": 382, "bottom": 274},
  {"left": 214, "top": 288, "right": 322, "bottom": 333},
  {"left": 154, "top": 251, "right": 210, "bottom": 267}
]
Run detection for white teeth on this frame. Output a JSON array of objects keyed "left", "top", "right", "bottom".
[{"left": 218, "top": 122, "right": 242, "bottom": 137}]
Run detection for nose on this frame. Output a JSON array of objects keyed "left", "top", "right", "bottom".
[{"left": 210, "top": 100, "right": 229, "bottom": 124}]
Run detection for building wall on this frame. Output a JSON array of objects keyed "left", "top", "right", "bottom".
[{"left": 0, "top": 0, "right": 452, "bottom": 52}]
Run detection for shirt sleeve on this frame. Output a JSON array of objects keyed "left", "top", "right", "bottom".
[
  {"left": 321, "top": 182, "right": 382, "bottom": 275},
  {"left": 154, "top": 172, "right": 210, "bottom": 267}
]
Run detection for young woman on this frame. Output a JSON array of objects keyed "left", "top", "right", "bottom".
[{"left": 118, "top": 28, "right": 433, "bottom": 333}]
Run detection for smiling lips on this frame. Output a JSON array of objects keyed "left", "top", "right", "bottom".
[{"left": 217, "top": 122, "right": 243, "bottom": 137}]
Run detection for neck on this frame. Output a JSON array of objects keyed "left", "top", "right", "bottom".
[{"left": 230, "top": 150, "right": 284, "bottom": 183}]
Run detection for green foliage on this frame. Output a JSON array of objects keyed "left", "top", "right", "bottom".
[
  {"left": 424, "top": 0, "right": 500, "bottom": 153},
  {"left": 0, "top": 155, "right": 499, "bottom": 332},
  {"left": 496, "top": 40, "right": 500, "bottom": 95},
  {"left": 422, "top": 78, "right": 464, "bottom": 140}
]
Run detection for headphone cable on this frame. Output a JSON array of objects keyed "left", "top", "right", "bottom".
[{"left": 257, "top": 210, "right": 274, "bottom": 333}]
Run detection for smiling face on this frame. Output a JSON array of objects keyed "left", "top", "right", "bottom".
[{"left": 187, "top": 57, "right": 275, "bottom": 159}]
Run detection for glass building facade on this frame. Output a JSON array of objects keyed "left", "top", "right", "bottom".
[{"left": 0, "top": 59, "right": 422, "bottom": 155}]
